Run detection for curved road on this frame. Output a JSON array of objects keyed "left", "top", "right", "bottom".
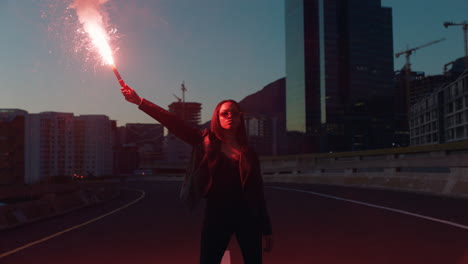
[{"left": 1, "top": 180, "right": 468, "bottom": 263}]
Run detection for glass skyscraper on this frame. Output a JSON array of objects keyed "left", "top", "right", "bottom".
[{"left": 286, "top": 0, "right": 394, "bottom": 153}]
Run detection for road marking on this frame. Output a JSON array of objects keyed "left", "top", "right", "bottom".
[
  {"left": 221, "top": 250, "right": 231, "bottom": 264},
  {"left": 271, "top": 186, "right": 468, "bottom": 230},
  {"left": 0, "top": 188, "right": 146, "bottom": 259}
]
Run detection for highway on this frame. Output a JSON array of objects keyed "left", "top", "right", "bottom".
[{"left": 1, "top": 180, "right": 468, "bottom": 264}]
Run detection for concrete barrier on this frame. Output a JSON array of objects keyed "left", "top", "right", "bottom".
[{"left": 261, "top": 141, "right": 468, "bottom": 199}]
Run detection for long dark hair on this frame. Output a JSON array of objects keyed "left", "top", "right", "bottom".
[{"left": 210, "top": 100, "right": 248, "bottom": 148}]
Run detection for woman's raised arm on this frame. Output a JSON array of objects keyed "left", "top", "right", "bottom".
[{"left": 121, "top": 84, "right": 204, "bottom": 146}]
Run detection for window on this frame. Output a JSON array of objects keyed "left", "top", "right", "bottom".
[
  {"left": 447, "top": 116, "right": 453, "bottom": 127},
  {"left": 456, "top": 98, "right": 463, "bottom": 111},
  {"left": 447, "top": 129, "right": 452, "bottom": 140},
  {"left": 456, "top": 113, "right": 463, "bottom": 124},
  {"left": 456, "top": 126, "right": 464, "bottom": 138},
  {"left": 448, "top": 102, "right": 454, "bottom": 113},
  {"left": 454, "top": 84, "right": 459, "bottom": 96}
]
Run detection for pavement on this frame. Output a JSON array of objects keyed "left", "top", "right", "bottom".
[{"left": 0, "top": 180, "right": 467, "bottom": 264}]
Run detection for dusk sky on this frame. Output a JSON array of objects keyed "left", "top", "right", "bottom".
[{"left": 1, "top": 0, "right": 467, "bottom": 126}]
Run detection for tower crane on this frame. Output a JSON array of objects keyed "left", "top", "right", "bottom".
[
  {"left": 395, "top": 38, "right": 446, "bottom": 112},
  {"left": 444, "top": 21, "right": 468, "bottom": 69},
  {"left": 172, "top": 82, "right": 188, "bottom": 103},
  {"left": 181, "top": 81, "right": 187, "bottom": 103},
  {"left": 395, "top": 38, "right": 446, "bottom": 75},
  {"left": 172, "top": 82, "right": 188, "bottom": 120},
  {"left": 172, "top": 93, "right": 182, "bottom": 102}
]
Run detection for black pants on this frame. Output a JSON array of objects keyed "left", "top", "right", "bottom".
[{"left": 200, "top": 208, "right": 262, "bottom": 264}]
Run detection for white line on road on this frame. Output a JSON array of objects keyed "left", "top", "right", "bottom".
[
  {"left": 0, "top": 188, "right": 146, "bottom": 259},
  {"left": 271, "top": 186, "right": 468, "bottom": 230},
  {"left": 221, "top": 250, "right": 231, "bottom": 264}
]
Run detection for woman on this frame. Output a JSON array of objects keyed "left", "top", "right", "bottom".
[{"left": 121, "top": 84, "right": 273, "bottom": 264}]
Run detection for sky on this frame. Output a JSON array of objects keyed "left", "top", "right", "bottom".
[{"left": 0, "top": 0, "right": 467, "bottom": 126}]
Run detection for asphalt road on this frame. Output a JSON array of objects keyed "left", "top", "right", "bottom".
[{"left": 1, "top": 180, "right": 468, "bottom": 264}]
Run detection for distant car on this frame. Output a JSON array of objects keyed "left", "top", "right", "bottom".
[{"left": 134, "top": 169, "right": 153, "bottom": 176}]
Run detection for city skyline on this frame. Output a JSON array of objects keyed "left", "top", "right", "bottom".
[{"left": 1, "top": 0, "right": 467, "bottom": 126}]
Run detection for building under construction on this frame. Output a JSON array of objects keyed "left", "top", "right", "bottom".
[
  {"left": 409, "top": 69, "right": 468, "bottom": 145},
  {"left": 168, "top": 102, "right": 202, "bottom": 126},
  {"left": 395, "top": 70, "right": 454, "bottom": 108},
  {"left": 164, "top": 102, "right": 202, "bottom": 164}
]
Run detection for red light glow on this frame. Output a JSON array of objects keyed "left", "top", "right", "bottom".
[
  {"left": 84, "top": 21, "right": 114, "bottom": 65},
  {"left": 70, "top": 0, "right": 115, "bottom": 66}
]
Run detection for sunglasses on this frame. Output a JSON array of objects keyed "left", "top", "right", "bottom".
[{"left": 219, "top": 111, "right": 241, "bottom": 118}]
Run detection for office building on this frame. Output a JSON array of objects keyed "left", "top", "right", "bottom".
[
  {"left": 285, "top": 0, "right": 394, "bottom": 152},
  {"left": 74, "top": 115, "right": 114, "bottom": 177},
  {"left": 25, "top": 112, "right": 76, "bottom": 183},
  {"left": 0, "top": 110, "right": 27, "bottom": 184},
  {"left": 0, "top": 110, "right": 115, "bottom": 184},
  {"left": 244, "top": 114, "right": 279, "bottom": 156},
  {"left": 124, "top": 123, "right": 164, "bottom": 169}
]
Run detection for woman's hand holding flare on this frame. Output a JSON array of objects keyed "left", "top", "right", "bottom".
[{"left": 121, "top": 85, "right": 143, "bottom": 105}]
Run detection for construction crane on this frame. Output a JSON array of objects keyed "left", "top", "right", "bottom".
[
  {"left": 443, "top": 21, "right": 468, "bottom": 69},
  {"left": 395, "top": 38, "right": 446, "bottom": 74},
  {"left": 172, "top": 93, "right": 182, "bottom": 102},
  {"left": 395, "top": 38, "right": 446, "bottom": 112},
  {"left": 181, "top": 81, "right": 187, "bottom": 103},
  {"left": 172, "top": 82, "right": 188, "bottom": 120},
  {"left": 172, "top": 82, "right": 187, "bottom": 103}
]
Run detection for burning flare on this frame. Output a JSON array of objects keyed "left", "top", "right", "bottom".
[
  {"left": 69, "top": 0, "right": 125, "bottom": 86},
  {"left": 84, "top": 21, "right": 114, "bottom": 65},
  {"left": 70, "top": 0, "right": 114, "bottom": 65}
]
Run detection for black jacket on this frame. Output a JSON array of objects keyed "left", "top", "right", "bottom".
[{"left": 138, "top": 99, "right": 272, "bottom": 235}]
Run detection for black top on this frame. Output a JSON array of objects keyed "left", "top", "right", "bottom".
[{"left": 207, "top": 154, "right": 245, "bottom": 211}]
